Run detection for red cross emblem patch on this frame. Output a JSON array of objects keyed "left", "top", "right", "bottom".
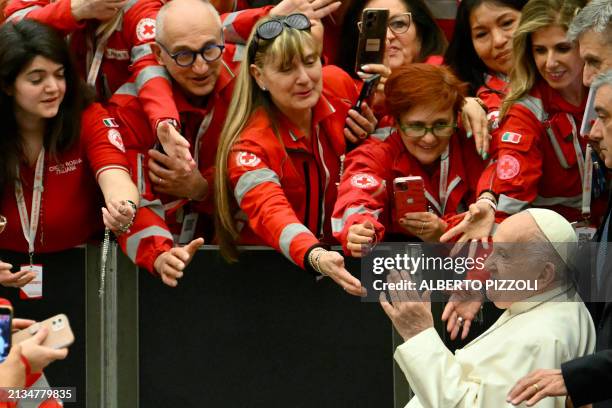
[
  {"left": 108, "top": 129, "right": 125, "bottom": 153},
  {"left": 136, "top": 18, "right": 156, "bottom": 42},
  {"left": 350, "top": 173, "right": 378, "bottom": 189},
  {"left": 496, "top": 154, "right": 520, "bottom": 180},
  {"left": 236, "top": 152, "right": 261, "bottom": 167}
]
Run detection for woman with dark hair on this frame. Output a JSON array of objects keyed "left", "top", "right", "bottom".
[
  {"left": 333, "top": 64, "right": 484, "bottom": 253},
  {"left": 445, "top": 0, "right": 526, "bottom": 128},
  {"left": 0, "top": 19, "right": 139, "bottom": 285}
]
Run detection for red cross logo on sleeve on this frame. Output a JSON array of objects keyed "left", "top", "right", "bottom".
[
  {"left": 496, "top": 154, "right": 520, "bottom": 180},
  {"left": 236, "top": 152, "right": 261, "bottom": 167},
  {"left": 350, "top": 173, "right": 379, "bottom": 189},
  {"left": 136, "top": 18, "right": 157, "bottom": 41}
]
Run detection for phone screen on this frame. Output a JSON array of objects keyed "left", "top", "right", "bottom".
[{"left": 0, "top": 308, "right": 12, "bottom": 363}]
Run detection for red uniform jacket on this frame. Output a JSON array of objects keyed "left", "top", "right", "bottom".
[
  {"left": 227, "top": 65, "right": 359, "bottom": 269},
  {"left": 332, "top": 130, "right": 482, "bottom": 253},
  {"left": 490, "top": 80, "right": 607, "bottom": 224},
  {"left": 4, "top": 0, "right": 267, "bottom": 131},
  {"left": 0, "top": 104, "right": 129, "bottom": 254},
  {"left": 477, "top": 72, "right": 509, "bottom": 132},
  {"left": 108, "top": 47, "right": 239, "bottom": 272}
]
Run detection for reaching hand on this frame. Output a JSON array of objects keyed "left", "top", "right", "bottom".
[
  {"left": 0, "top": 262, "right": 35, "bottom": 288},
  {"left": 344, "top": 102, "right": 377, "bottom": 144},
  {"left": 148, "top": 149, "right": 208, "bottom": 200},
  {"left": 346, "top": 221, "right": 376, "bottom": 257},
  {"left": 71, "top": 0, "right": 127, "bottom": 21},
  {"left": 318, "top": 251, "right": 365, "bottom": 296},
  {"left": 441, "top": 286, "right": 484, "bottom": 340},
  {"left": 399, "top": 212, "right": 448, "bottom": 242},
  {"left": 379, "top": 270, "right": 433, "bottom": 341},
  {"left": 156, "top": 121, "right": 195, "bottom": 173},
  {"left": 271, "top": 0, "right": 341, "bottom": 21},
  {"left": 507, "top": 369, "right": 568, "bottom": 406},
  {"left": 440, "top": 201, "right": 495, "bottom": 244},
  {"left": 154, "top": 238, "right": 204, "bottom": 287},
  {"left": 102, "top": 199, "right": 136, "bottom": 234},
  {"left": 461, "top": 97, "right": 491, "bottom": 159}
]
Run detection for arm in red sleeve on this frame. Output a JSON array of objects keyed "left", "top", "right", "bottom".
[
  {"left": 332, "top": 140, "right": 389, "bottom": 255},
  {"left": 4, "top": 0, "right": 83, "bottom": 34},
  {"left": 492, "top": 107, "right": 543, "bottom": 217},
  {"left": 228, "top": 142, "right": 319, "bottom": 269},
  {"left": 123, "top": 1, "right": 179, "bottom": 133},
  {"left": 221, "top": 6, "right": 273, "bottom": 44}
]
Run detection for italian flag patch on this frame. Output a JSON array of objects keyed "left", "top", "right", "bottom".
[
  {"left": 102, "top": 118, "right": 119, "bottom": 128},
  {"left": 501, "top": 132, "right": 522, "bottom": 144}
]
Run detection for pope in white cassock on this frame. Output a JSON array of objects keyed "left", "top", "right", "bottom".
[{"left": 380, "top": 208, "right": 596, "bottom": 408}]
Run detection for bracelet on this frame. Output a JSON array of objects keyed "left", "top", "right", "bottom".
[
  {"left": 477, "top": 196, "right": 497, "bottom": 212},
  {"left": 474, "top": 97, "right": 488, "bottom": 113},
  {"left": 479, "top": 189, "right": 499, "bottom": 202},
  {"left": 308, "top": 247, "right": 327, "bottom": 275}
]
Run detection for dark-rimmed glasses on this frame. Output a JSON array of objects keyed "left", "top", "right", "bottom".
[
  {"left": 399, "top": 123, "right": 457, "bottom": 138},
  {"left": 157, "top": 39, "right": 225, "bottom": 67},
  {"left": 358, "top": 12, "right": 412, "bottom": 35},
  {"left": 248, "top": 13, "right": 311, "bottom": 63}
]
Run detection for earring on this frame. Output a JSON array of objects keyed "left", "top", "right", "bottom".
[{"left": 261, "top": 85, "right": 267, "bottom": 91}]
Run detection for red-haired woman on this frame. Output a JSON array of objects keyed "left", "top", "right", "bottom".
[{"left": 333, "top": 64, "right": 484, "bottom": 255}]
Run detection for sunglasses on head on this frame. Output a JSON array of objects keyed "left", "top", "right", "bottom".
[{"left": 248, "top": 13, "right": 311, "bottom": 63}]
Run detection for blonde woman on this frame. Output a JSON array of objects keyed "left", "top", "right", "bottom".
[{"left": 215, "top": 14, "right": 375, "bottom": 296}]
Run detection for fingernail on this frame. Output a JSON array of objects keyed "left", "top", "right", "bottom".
[
  {"left": 361, "top": 65, "right": 368, "bottom": 71},
  {"left": 466, "top": 131, "right": 472, "bottom": 139},
  {"left": 482, "top": 152, "right": 489, "bottom": 160}
]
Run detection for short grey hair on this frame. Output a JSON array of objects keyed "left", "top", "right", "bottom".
[
  {"left": 593, "top": 69, "right": 612, "bottom": 90},
  {"left": 567, "top": 0, "right": 612, "bottom": 43},
  {"left": 156, "top": 0, "right": 222, "bottom": 43}
]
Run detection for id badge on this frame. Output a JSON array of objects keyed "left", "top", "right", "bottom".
[
  {"left": 19, "top": 264, "right": 43, "bottom": 300},
  {"left": 572, "top": 220, "right": 597, "bottom": 242},
  {"left": 178, "top": 212, "right": 198, "bottom": 244}
]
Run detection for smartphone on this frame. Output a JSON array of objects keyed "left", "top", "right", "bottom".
[
  {"left": 12, "top": 314, "right": 74, "bottom": 350},
  {"left": 0, "top": 305, "right": 12, "bottom": 363},
  {"left": 353, "top": 74, "right": 381, "bottom": 113},
  {"left": 355, "top": 8, "right": 389, "bottom": 74},
  {"left": 394, "top": 176, "right": 427, "bottom": 220}
]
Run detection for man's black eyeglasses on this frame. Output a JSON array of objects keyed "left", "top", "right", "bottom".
[
  {"left": 157, "top": 40, "right": 225, "bottom": 67},
  {"left": 248, "top": 13, "right": 311, "bottom": 63}
]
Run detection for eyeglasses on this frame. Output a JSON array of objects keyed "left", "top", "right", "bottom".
[
  {"left": 357, "top": 12, "right": 412, "bottom": 35},
  {"left": 157, "top": 40, "right": 225, "bottom": 67},
  {"left": 248, "top": 13, "right": 311, "bottom": 63},
  {"left": 399, "top": 123, "right": 457, "bottom": 138}
]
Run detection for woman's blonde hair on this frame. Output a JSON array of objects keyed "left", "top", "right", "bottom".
[
  {"left": 214, "top": 16, "right": 319, "bottom": 262},
  {"left": 501, "top": 0, "right": 586, "bottom": 117}
]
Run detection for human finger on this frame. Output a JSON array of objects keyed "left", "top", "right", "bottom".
[
  {"left": 441, "top": 301, "right": 454, "bottom": 322},
  {"left": 379, "top": 291, "right": 395, "bottom": 317},
  {"left": 348, "top": 109, "right": 375, "bottom": 134},
  {"left": 161, "top": 273, "right": 178, "bottom": 287},
  {"left": 462, "top": 110, "right": 473, "bottom": 140},
  {"left": 311, "top": 0, "right": 341, "bottom": 19},
  {"left": 360, "top": 102, "right": 377, "bottom": 130},
  {"left": 461, "top": 318, "right": 472, "bottom": 340},
  {"left": 147, "top": 155, "right": 175, "bottom": 178},
  {"left": 12, "top": 318, "right": 36, "bottom": 331},
  {"left": 343, "top": 127, "right": 360, "bottom": 144},
  {"left": 345, "top": 115, "right": 368, "bottom": 140},
  {"left": 183, "top": 237, "right": 205, "bottom": 258},
  {"left": 346, "top": 242, "right": 365, "bottom": 257},
  {"left": 507, "top": 372, "right": 538, "bottom": 402},
  {"left": 13, "top": 271, "right": 37, "bottom": 287}
]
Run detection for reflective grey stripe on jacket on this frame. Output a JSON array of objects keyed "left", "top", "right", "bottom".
[
  {"left": 497, "top": 194, "right": 530, "bottom": 214},
  {"left": 234, "top": 168, "right": 281, "bottom": 206},
  {"left": 131, "top": 43, "right": 153, "bottom": 64},
  {"left": 6, "top": 5, "right": 41, "bottom": 21},
  {"left": 331, "top": 205, "right": 382, "bottom": 234},
  {"left": 126, "top": 226, "right": 173, "bottom": 262},
  {"left": 279, "top": 223, "right": 315, "bottom": 263},
  {"left": 371, "top": 127, "right": 394, "bottom": 142}
]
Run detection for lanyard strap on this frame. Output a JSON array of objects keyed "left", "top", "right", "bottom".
[
  {"left": 567, "top": 114, "right": 593, "bottom": 217},
  {"left": 438, "top": 144, "right": 450, "bottom": 214},
  {"left": 14, "top": 148, "right": 45, "bottom": 261},
  {"left": 86, "top": 13, "right": 123, "bottom": 86}
]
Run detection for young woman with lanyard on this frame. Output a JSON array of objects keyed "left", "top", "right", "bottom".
[
  {"left": 332, "top": 64, "right": 483, "bottom": 255},
  {"left": 0, "top": 20, "right": 139, "bottom": 287},
  {"left": 0, "top": 19, "right": 139, "bottom": 398},
  {"left": 215, "top": 14, "right": 376, "bottom": 296}
]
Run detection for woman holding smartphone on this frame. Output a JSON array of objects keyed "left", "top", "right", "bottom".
[
  {"left": 215, "top": 14, "right": 375, "bottom": 295},
  {"left": 332, "top": 64, "right": 484, "bottom": 256}
]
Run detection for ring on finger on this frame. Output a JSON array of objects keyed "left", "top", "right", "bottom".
[
  {"left": 457, "top": 316, "right": 464, "bottom": 327},
  {"left": 419, "top": 221, "right": 426, "bottom": 235},
  {"left": 532, "top": 383, "right": 539, "bottom": 392}
]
